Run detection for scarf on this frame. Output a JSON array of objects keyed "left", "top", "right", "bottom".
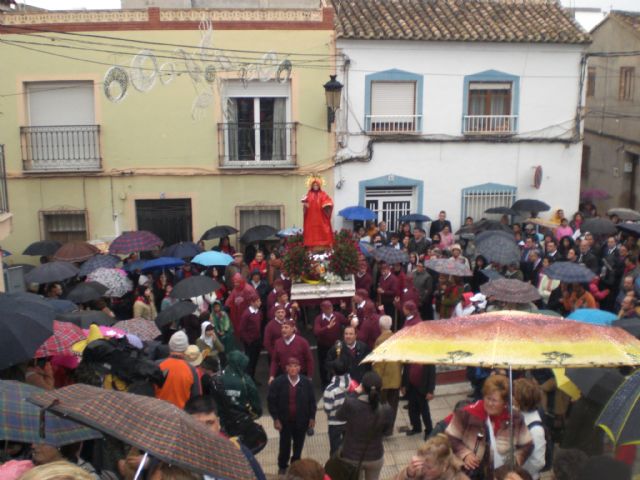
[
  {"left": 199, "top": 321, "right": 214, "bottom": 349},
  {"left": 135, "top": 296, "right": 149, "bottom": 305},
  {"left": 464, "top": 399, "right": 510, "bottom": 433}
]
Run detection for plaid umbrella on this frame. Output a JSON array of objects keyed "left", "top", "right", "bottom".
[
  {"left": 200, "top": 225, "right": 238, "bottom": 241},
  {"left": 425, "top": 258, "right": 472, "bottom": 277},
  {"left": 155, "top": 301, "right": 198, "bottom": 328},
  {"left": 109, "top": 231, "right": 163, "bottom": 254},
  {"left": 53, "top": 242, "right": 100, "bottom": 263},
  {"left": 581, "top": 218, "right": 617, "bottom": 236},
  {"left": 78, "top": 254, "right": 121, "bottom": 277},
  {"left": 371, "top": 246, "right": 409, "bottom": 264},
  {"left": 608, "top": 208, "right": 640, "bottom": 222},
  {"left": 87, "top": 268, "right": 133, "bottom": 298},
  {"left": 240, "top": 225, "right": 278, "bottom": 244},
  {"left": 24, "top": 261, "right": 79, "bottom": 284},
  {"left": 162, "top": 242, "right": 203, "bottom": 258},
  {"left": 480, "top": 278, "right": 541, "bottom": 303},
  {"left": 66, "top": 282, "right": 108, "bottom": 304},
  {"left": 113, "top": 318, "right": 161, "bottom": 342},
  {"left": 191, "top": 251, "right": 233, "bottom": 267},
  {"left": 596, "top": 370, "right": 640, "bottom": 446},
  {"left": 617, "top": 223, "right": 640, "bottom": 236},
  {"left": 475, "top": 236, "right": 521, "bottom": 266},
  {"left": 22, "top": 240, "right": 62, "bottom": 256},
  {"left": 58, "top": 310, "right": 115, "bottom": 329},
  {"left": 1, "top": 381, "right": 101, "bottom": 447},
  {"left": 545, "top": 261, "right": 596, "bottom": 283},
  {"left": 28, "top": 384, "right": 254, "bottom": 479},
  {"left": 34, "top": 320, "right": 85, "bottom": 358},
  {"left": 171, "top": 276, "right": 220, "bottom": 300}
]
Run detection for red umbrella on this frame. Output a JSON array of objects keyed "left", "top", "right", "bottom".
[
  {"left": 53, "top": 242, "right": 100, "bottom": 263},
  {"left": 34, "top": 321, "right": 85, "bottom": 358},
  {"left": 113, "top": 318, "right": 161, "bottom": 342}
]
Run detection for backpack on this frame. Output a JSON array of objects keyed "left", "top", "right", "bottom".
[{"left": 527, "top": 417, "right": 554, "bottom": 472}]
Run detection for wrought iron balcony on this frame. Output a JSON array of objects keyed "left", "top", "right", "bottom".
[
  {"left": 463, "top": 115, "right": 518, "bottom": 135},
  {"left": 20, "top": 125, "right": 101, "bottom": 172},
  {"left": 0, "top": 145, "right": 8, "bottom": 214},
  {"left": 217, "top": 122, "right": 297, "bottom": 167},
  {"left": 366, "top": 114, "right": 422, "bottom": 134}
]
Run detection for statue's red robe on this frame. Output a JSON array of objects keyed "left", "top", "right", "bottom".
[{"left": 302, "top": 186, "right": 334, "bottom": 248}]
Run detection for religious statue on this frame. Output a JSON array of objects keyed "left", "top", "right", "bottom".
[{"left": 302, "top": 174, "right": 334, "bottom": 249}]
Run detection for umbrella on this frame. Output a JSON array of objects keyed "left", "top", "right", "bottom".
[
  {"left": 53, "top": 241, "right": 99, "bottom": 263},
  {"left": 596, "top": 370, "right": 640, "bottom": 445},
  {"left": 28, "top": 384, "right": 255, "bottom": 479},
  {"left": 425, "top": 258, "right": 472, "bottom": 277},
  {"left": 66, "top": 282, "right": 108, "bottom": 304},
  {"left": 608, "top": 208, "right": 640, "bottom": 221},
  {"left": 171, "top": 276, "right": 220, "bottom": 300},
  {"left": 526, "top": 217, "right": 558, "bottom": 229},
  {"left": 612, "top": 317, "right": 640, "bottom": 338},
  {"left": 580, "top": 188, "right": 611, "bottom": 201},
  {"left": 338, "top": 206, "right": 377, "bottom": 221},
  {"left": 455, "top": 219, "right": 512, "bottom": 235},
  {"left": 277, "top": 227, "right": 303, "bottom": 237},
  {"left": 485, "top": 207, "right": 518, "bottom": 216},
  {"left": 240, "top": 225, "right": 278, "bottom": 244},
  {"left": 475, "top": 236, "right": 521, "bottom": 266},
  {"left": 480, "top": 278, "right": 541, "bottom": 303},
  {"left": 617, "top": 223, "right": 640, "bottom": 236},
  {"left": 545, "top": 262, "right": 596, "bottom": 283},
  {"left": 24, "top": 261, "right": 79, "bottom": 284},
  {"left": 565, "top": 368, "right": 625, "bottom": 406},
  {"left": 0, "top": 295, "right": 55, "bottom": 369},
  {"left": 200, "top": 225, "right": 239, "bottom": 241},
  {"left": 141, "top": 257, "right": 185, "bottom": 272},
  {"left": 358, "top": 241, "right": 374, "bottom": 258},
  {"left": 480, "top": 268, "right": 503, "bottom": 280},
  {"left": 0, "top": 381, "right": 101, "bottom": 447},
  {"left": 580, "top": 218, "right": 617, "bottom": 236},
  {"left": 363, "top": 310, "right": 640, "bottom": 368},
  {"left": 192, "top": 251, "right": 234, "bottom": 267},
  {"left": 113, "top": 318, "right": 161, "bottom": 342},
  {"left": 399, "top": 213, "right": 431, "bottom": 222},
  {"left": 162, "top": 242, "right": 203, "bottom": 258},
  {"left": 109, "top": 231, "right": 163, "bottom": 254},
  {"left": 155, "top": 301, "right": 198, "bottom": 328},
  {"left": 567, "top": 308, "right": 618, "bottom": 326},
  {"left": 34, "top": 320, "right": 86, "bottom": 358},
  {"left": 22, "top": 240, "right": 62, "bottom": 256},
  {"left": 553, "top": 368, "right": 581, "bottom": 401},
  {"left": 1, "top": 249, "right": 11, "bottom": 257},
  {"left": 87, "top": 268, "right": 133, "bottom": 298},
  {"left": 474, "top": 230, "right": 515, "bottom": 245},
  {"left": 371, "top": 246, "right": 409, "bottom": 264},
  {"left": 537, "top": 309, "right": 563, "bottom": 318},
  {"left": 123, "top": 259, "right": 147, "bottom": 272},
  {"left": 511, "top": 199, "right": 551, "bottom": 214},
  {"left": 78, "top": 254, "right": 121, "bottom": 276},
  {"left": 58, "top": 310, "right": 115, "bottom": 329}
]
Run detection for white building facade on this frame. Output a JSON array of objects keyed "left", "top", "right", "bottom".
[{"left": 330, "top": 0, "right": 590, "bottom": 232}]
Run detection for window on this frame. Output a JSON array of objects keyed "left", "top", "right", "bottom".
[
  {"left": 365, "top": 187, "right": 414, "bottom": 232},
  {"left": 219, "top": 81, "right": 295, "bottom": 167},
  {"left": 364, "top": 69, "right": 423, "bottom": 133},
  {"left": 22, "top": 81, "right": 100, "bottom": 172},
  {"left": 462, "top": 70, "right": 519, "bottom": 134},
  {"left": 619, "top": 67, "right": 635, "bottom": 101},
  {"left": 135, "top": 199, "right": 192, "bottom": 246},
  {"left": 581, "top": 145, "right": 591, "bottom": 180},
  {"left": 40, "top": 210, "right": 88, "bottom": 243},
  {"left": 460, "top": 183, "right": 516, "bottom": 225},
  {"left": 237, "top": 206, "right": 283, "bottom": 246},
  {"left": 586, "top": 67, "right": 596, "bottom": 97}
]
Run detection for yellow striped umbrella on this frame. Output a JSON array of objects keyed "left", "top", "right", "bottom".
[{"left": 363, "top": 311, "right": 640, "bottom": 368}]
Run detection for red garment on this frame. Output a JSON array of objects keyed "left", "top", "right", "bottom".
[
  {"left": 239, "top": 307, "right": 262, "bottom": 344},
  {"left": 270, "top": 335, "right": 314, "bottom": 377},
  {"left": 355, "top": 271, "right": 373, "bottom": 293},
  {"left": 464, "top": 399, "right": 510, "bottom": 433},
  {"left": 302, "top": 187, "right": 334, "bottom": 248},
  {"left": 155, "top": 357, "right": 195, "bottom": 409},
  {"left": 249, "top": 259, "right": 268, "bottom": 277},
  {"left": 378, "top": 272, "right": 400, "bottom": 303},
  {"left": 263, "top": 318, "right": 284, "bottom": 356},
  {"left": 313, "top": 311, "right": 347, "bottom": 347},
  {"left": 225, "top": 274, "right": 257, "bottom": 339}
]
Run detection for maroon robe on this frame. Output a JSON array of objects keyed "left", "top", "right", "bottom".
[{"left": 270, "top": 335, "right": 314, "bottom": 377}]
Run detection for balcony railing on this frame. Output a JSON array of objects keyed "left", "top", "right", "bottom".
[
  {"left": 0, "top": 145, "right": 8, "bottom": 214},
  {"left": 20, "top": 125, "right": 101, "bottom": 172},
  {"left": 218, "top": 122, "right": 297, "bottom": 167},
  {"left": 463, "top": 115, "right": 517, "bottom": 134},
  {"left": 366, "top": 115, "right": 422, "bottom": 133}
]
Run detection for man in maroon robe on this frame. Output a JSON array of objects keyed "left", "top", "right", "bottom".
[
  {"left": 269, "top": 319, "right": 314, "bottom": 382},
  {"left": 313, "top": 300, "right": 347, "bottom": 385}
]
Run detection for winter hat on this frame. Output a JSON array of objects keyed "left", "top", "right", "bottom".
[
  {"left": 184, "top": 345, "right": 203, "bottom": 366},
  {"left": 169, "top": 331, "right": 189, "bottom": 353},
  {"left": 403, "top": 300, "right": 417, "bottom": 314}
]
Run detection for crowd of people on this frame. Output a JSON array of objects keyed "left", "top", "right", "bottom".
[{"left": 1, "top": 203, "right": 639, "bottom": 480}]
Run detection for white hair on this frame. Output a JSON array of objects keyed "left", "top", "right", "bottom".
[{"left": 379, "top": 315, "right": 392, "bottom": 331}]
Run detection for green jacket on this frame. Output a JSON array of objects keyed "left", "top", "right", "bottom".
[{"left": 221, "top": 351, "right": 262, "bottom": 417}]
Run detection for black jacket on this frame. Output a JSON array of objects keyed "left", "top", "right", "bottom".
[
  {"left": 325, "top": 340, "right": 371, "bottom": 383},
  {"left": 267, "top": 374, "right": 316, "bottom": 429},
  {"left": 402, "top": 364, "right": 436, "bottom": 395}
]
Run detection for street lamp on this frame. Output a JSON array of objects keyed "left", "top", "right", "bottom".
[{"left": 323, "top": 74, "right": 343, "bottom": 132}]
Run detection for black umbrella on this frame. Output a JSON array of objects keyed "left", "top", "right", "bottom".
[
  {"left": 455, "top": 219, "right": 512, "bottom": 235},
  {"left": 57, "top": 310, "right": 115, "bottom": 329},
  {"left": 613, "top": 317, "right": 640, "bottom": 338},
  {"left": 24, "top": 261, "right": 79, "bottom": 284},
  {"left": 485, "top": 207, "right": 518, "bottom": 216},
  {"left": 240, "top": 225, "right": 278, "bottom": 244},
  {"left": 511, "top": 199, "right": 551, "bottom": 214},
  {"left": 399, "top": 213, "right": 431, "bottom": 222},
  {"left": 608, "top": 208, "right": 640, "bottom": 222},
  {"left": 596, "top": 370, "right": 640, "bottom": 446},
  {"left": 581, "top": 218, "right": 617, "bottom": 236},
  {"left": 617, "top": 223, "right": 640, "bottom": 236},
  {"left": 171, "top": 276, "right": 220, "bottom": 299},
  {"left": 200, "top": 225, "right": 239, "bottom": 241},
  {"left": 0, "top": 295, "right": 55, "bottom": 369},
  {"left": 545, "top": 262, "right": 595, "bottom": 283},
  {"left": 566, "top": 368, "right": 624, "bottom": 406},
  {"left": 155, "top": 301, "right": 198, "bottom": 328},
  {"left": 22, "top": 240, "right": 62, "bottom": 256},
  {"left": 475, "top": 236, "right": 521, "bottom": 266},
  {"left": 162, "top": 242, "right": 203, "bottom": 258},
  {"left": 66, "top": 282, "right": 108, "bottom": 304},
  {"left": 474, "top": 230, "right": 515, "bottom": 245}
]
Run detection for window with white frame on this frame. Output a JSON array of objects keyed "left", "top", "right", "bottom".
[
  {"left": 460, "top": 183, "right": 516, "bottom": 224},
  {"left": 365, "top": 187, "right": 414, "bottom": 232},
  {"left": 219, "top": 81, "right": 295, "bottom": 167},
  {"left": 369, "top": 81, "right": 417, "bottom": 133},
  {"left": 465, "top": 82, "right": 514, "bottom": 133},
  {"left": 40, "top": 210, "right": 88, "bottom": 243}
]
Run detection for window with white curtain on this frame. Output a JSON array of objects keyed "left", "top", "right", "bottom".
[
  {"left": 40, "top": 210, "right": 88, "bottom": 243},
  {"left": 368, "top": 81, "right": 417, "bottom": 132}
]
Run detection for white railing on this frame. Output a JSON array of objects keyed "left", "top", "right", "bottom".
[
  {"left": 21, "top": 125, "right": 101, "bottom": 172},
  {"left": 366, "top": 115, "right": 422, "bottom": 133},
  {"left": 463, "top": 115, "right": 517, "bottom": 134}
]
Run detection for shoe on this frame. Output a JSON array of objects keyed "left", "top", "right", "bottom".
[
  {"left": 406, "top": 429, "right": 421, "bottom": 436},
  {"left": 278, "top": 468, "right": 287, "bottom": 475}
]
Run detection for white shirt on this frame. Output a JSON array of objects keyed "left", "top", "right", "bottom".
[
  {"left": 284, "top": 334, "right": 296, "bottom": 346},
  {"left": 522, "top": 410, "right": 546, "bottom": 480},
  {"left": 249, "top": 306, "right": 259, "bottom": 314},
  {"left": 288, "top": 375, "right": 300, "bottom": 387}
]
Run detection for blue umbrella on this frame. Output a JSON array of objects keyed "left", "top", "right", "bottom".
[
  {"left": 567, "top": 308, "right": 618, "bottom": 326},
  {"left": 79, "top": 254, "right": 121, "bottom": 277},
  {"left": 1, "top": 249, "right": 11, "bottom": 257},
  {"left": 46, "top": 298, "right": 78, "bottom": 314},
  {"left": 399, "top": 213, "right": 431, "bottom": 222},
  {"left": 338, "top": 206, "right": 377, "bottom": 221},
  {"left": 162, "top": 242, "right": 202, "bottom": 259},
  {"left": 192, "top": 251, "right": 233, "bottom": 267},
  {"left": 123, "top": 259, "right": 146, "bottom": 272},
  {"left": 277, "top": 227, "right": 303, "bottom": 238},
  {"left": 141, "top": 257, "right": 184, "bottom": 272}
]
